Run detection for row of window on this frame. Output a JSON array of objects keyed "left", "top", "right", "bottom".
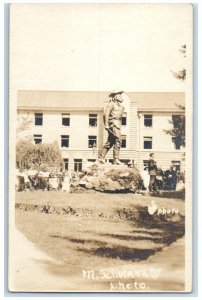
[
  {"left": 143, "top": 136, "right": 180, "bottom": 150},
  {"left": 143, "top": 160, "right": 181, "bottom": 172},
  {"left": 34, "top": 135, "right": 127, "bottom": 148},
  {"left": 63, "top": 159, "right": 83, "bottom": 172},
  {"left": 144, "top": 115, "right": 181, "bottom": 128},
  {"left": 35, "top": 113, "right": 127, "bottom": 127},
  {"left": 35, "top": 113, "right": 182, "bottom": 128},
  {"left": 64, "top": 159, "right": 181, "bottom": 172},
  {"left": 34, "top": 134, "right": 180, "bottom": 150},
  {"left": 64, "top": 159, "right": 130, "bottom": 172}
]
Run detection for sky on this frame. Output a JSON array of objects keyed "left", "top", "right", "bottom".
[{"left": 10, "top": 3, "right": 192, "bottom": 92}]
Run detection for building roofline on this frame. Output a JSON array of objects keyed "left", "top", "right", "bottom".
[
  {"left": 17, "top": 89, "right": 185, "bottom": 94},
  {"left": 17, "top": 106, "right": 103, "bottom": 112},
  {"left": 17, "top": 90, "right": 185, "bottom": 111},
  {"left": 17, "top": 106, "right": 184, "bottom": 113},
  {"left": 137, "top": 109, "right": 185, "bottom": 113}
]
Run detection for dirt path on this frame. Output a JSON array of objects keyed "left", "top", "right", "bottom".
[{"left": 9, "top": 228, "right": 69, "bottom": 291}]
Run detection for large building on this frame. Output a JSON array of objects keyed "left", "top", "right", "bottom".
[{"left": 17, "top": 91, "right": 185, "bottom": 172}]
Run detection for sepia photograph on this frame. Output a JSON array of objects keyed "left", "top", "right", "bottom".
[{"left": 9, "top": 3, "right": 193, "bottom": 292}]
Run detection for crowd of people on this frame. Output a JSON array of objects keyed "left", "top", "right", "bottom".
[
  {"left": 15, "top": 169, "right": 72, "bottom": 192},
  {"left": 16, "top": 154, "right": 185, "bottom": 193},
  {"left": 142, "top": 153, "right": 185, "bottom": 192}
]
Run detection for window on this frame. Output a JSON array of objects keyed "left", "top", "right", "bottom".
[
  {"left": 89, "top": 114, "right": 97, "bottom": 127},
  {"left": 121, "top": 113, "right": 127, "bottom": 126},
  {"left": 87, "top": 159, "right": 96, "bottom": 167},
  {"left": 172, "top": 115, "right": 180, "bottom": 128},
  {"left": 35, "top": 113, "right": 43, "bottom": 126},
  {"left": 171, "top": 160, "right": 181, "bottom": 172},
  {"left": 61, "top": 135, "right": 69, "bottom": 148},
  {"left": 62, "top": 114, "right": 70, "bottom": 126},
  {"left": 109, "top": 159, "right": 130, "bottom": 165},
  {"left": 63, "top": 158, "right": 69, "bottom": 170},
  {"left": 34, "top": 134, "right": 42, "bottom": 144},
  {"left": 121, "top": 135, "right": 127, "bottom": 148},
  {"left": 120, "top": 159, "right": 130, "bottom": 165},
  {"left": 172, "top": 137, "right": 181, "bottom": 150},
  {"left": 88, "top": 136, "right": 97, "bottom": 148},
  {"left": 144, "top": 115, "right": 152, "bottom": 127},
  {"left": 74, "top": 159, "right": 82, "bottom": 172},
  {"left": 144, "top": 137, "right": 152, "bottom": 149}
]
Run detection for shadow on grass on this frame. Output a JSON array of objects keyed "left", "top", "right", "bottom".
[
  {"left": 79, "top": 246, "right": 160, "bottom": 261},
  {"left": 50, "top": 205, "right": 185, "bottom": 262},
  {"left": 133, "top": 205, "right": 185, "bottom": 246},
  {"left": 99, "top": 233, "right": 165, "bottom": 244},
  {"left": 51, "top": 235, "right": 107, "bottom": 247},
  {"left": 130, "top": 229, "right": 161, "bottom": 236},
  {"left": 51, "top": 235, "right": 160, "bottom": 261}
]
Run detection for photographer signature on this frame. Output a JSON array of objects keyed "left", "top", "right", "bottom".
[{"left": 148, "top": 201, "right": 179, "bottom": 215}]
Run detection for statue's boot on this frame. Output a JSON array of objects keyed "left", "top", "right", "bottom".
[
  {"left": 98, "top": 158, "right": 105, "bottom": 164},
  {"left": 98, "top": 147, "right": 108, "bottom": 164},
  {"left": 113, "top": 147, "right": 123, "bottom": 165},
  {"left": 113, "top": 159, "right": 124, "bottom": 165}
]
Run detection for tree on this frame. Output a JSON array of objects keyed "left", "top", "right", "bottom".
[
  {"left": 171, "top": 44, "right": 186, "bottom": 81},
  {"left": 171, "top": 68, "right": 186, "bottom": 81},
  {"left": 16, "top": 140, "right": 64, "bottom": 171},
  {"left": 17, "top": 114, "right": 33, "bottom": 142},
  {"left": 165, "top": 45, "right": 186, "bottom": 148},
  {"left": 164, "top": 104, "right": 185, "bottom": 148}
]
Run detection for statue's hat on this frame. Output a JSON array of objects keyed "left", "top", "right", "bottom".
[{"left": 109, "top": 89, "right": 124, "bottom": 97}]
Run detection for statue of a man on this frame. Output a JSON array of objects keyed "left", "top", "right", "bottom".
[{"left": 98, "top": 90, "right": 125, "bottom": 165}]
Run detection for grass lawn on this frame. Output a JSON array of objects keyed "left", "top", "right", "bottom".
[{"left": 15, "top": 191, "right": 185, "bottom": 291}]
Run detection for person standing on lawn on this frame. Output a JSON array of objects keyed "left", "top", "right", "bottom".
[
  {"left": 98, "top": 89, "right": 125, "bottom": 165},
  {"left": 165, "top": 165, "right": 177, "bottom": 190},
  {"left": 147, "top": 153, "right": 158, "bottom": 192}
]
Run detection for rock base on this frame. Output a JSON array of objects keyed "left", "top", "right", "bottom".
[{"left": 77, "top": 163, "right": 144, "bottom": 192}]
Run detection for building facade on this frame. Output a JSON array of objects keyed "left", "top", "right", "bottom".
[{"left": 17, "top": 91, "right": 185, "bottom": 172}]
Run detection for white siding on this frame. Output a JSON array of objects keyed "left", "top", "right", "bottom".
[
  {"left": 17, "top": 106, "right": 185, "bottom": 171},
  {"left": 138, "top": 112, "right": 185, "bottom": 152}
]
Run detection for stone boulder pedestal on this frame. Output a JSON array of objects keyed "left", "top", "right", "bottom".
[{"left": 78, "top": 163, "right": 143, "bottom": 193}]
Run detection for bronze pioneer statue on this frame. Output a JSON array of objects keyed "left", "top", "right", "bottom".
[{"left": 98, "top": 89, "right": 125, "bottom": 165}]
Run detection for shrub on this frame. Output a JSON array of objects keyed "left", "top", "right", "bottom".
[{"left": 16, "top": 140, "right": 63, "bottom": 171}]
